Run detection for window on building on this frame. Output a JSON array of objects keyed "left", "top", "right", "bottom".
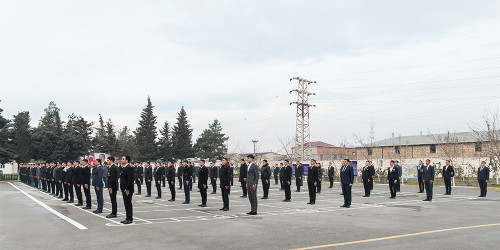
[
  {"left": 475, "top": 142, "right": 482, "bottom": 152},
  {"left": 430, "top": 144, "right": 436, "bottom": 153},
  {"left": 367, "top": 148, "right": 373, "bottom": 156},
  {"left": 395, "top": 146, "right": 400, "bottom": 155}
]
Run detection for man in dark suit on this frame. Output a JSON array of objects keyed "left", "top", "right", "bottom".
[
  {"left": 417, "top": 160, "right": 424, "bottom": 193},
  {"left": 273, "top": 164, "right": 279, "bottom": 185},
  {"left": 316, "top": 163, "right": 323, "bottom": 193},
  {"left": 182, "top": 160, "right": 192, "bottom": 204},
  {"left": 246, "top": 155, "right": 259, "bottom": 215},
  {"left": 328, "top": 162, "right": 335, "bottom": 188},
  {"left": 477, "top": 161, "right": 490, "bottom": 197},
  {"left": 394, "top": 160, "right": 402, "bottom": 192},
  {"left": 261, "top": 160, "right": 271, "bottom": 199},
  {"left": 73, "top": 161, "right": 84, "bottom": 206},
  {"left": 219, "top": 158, "right": 231, "bottom": 211},
  {"left": 188, "top": 162, "right": 194, "bottom": 190},
  {"left": 135, "top": 163, "right": 143, "bottom": 195},
  {"left": 295, "top": 161, "right": 304, "bottom": 192},
  {"left": 229, "top": 163, "right": 234, "bottom": 187},
  {"left": 209, "top": 161, "right": 218, "bottom": 194},
  {"left": 279, "top": 163, "right": 285, "bottom": 190},
  {"left": 154, "top": 163, "right": 163, "bottom": 199},
  {"left": 307, "top": 160, "right": 319, "bottom": 205},
  {"left": 423, "top": 159, "right": 435, "bottom": 201},
  {"left": 144, "top": 162, "right": 152, "bottom": 197},
  {"left": 198, "top": 160, "right": 209, "bottom": 207},
  {"left": 166, "top": 161, "right": 176, "bottom": 201},
  {"left": 177, "top": 163, "right": 184, "bottom": 190},
  {"left": 362, "top": 160, "right": 375, "bottom": 197},
  {"left": 81, "top": 159, "right": 92, "bottom": 209},
  {"left": 340, "top": 159, "right": 354, "bottom": 208},
  {"left": 92, "top": 159, "right": 104, "bottom": 213},
  {"left": 106, "top": 157, "right": 119, "bottom": 218},
  {"left": 161, "top": 163, "right": 166, "bottom": 187},
  {"left": 55, "top": 164, "right": 63, "bottom": 198},
  {"left": 442, "top": 160, "right": 455, "bottom": 195},
  {"left": 120, "top": 155, "right": 134, "bottom": 224},
  {"left": 283, "top": 160, "right": 292, "bottom": 202},
  {"left": 239, "top": 159, "right": 248, "bottom": 198},
  {"left": 387, "top": 160, "right": 398, "bottom": 199},
  {"left": 65, "top": 162, "right": 75, "bottom": 203}
]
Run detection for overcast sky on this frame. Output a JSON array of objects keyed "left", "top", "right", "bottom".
[{"left": 1, "top": 1, "right": 500, "bottom": 154}]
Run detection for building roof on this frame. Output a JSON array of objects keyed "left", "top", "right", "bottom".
[
  {"left": 304, "top": 141, "right": 335, "bottom": 147},
  {"left": 363, "top": 131, "right": 489, "bottom": 147}
]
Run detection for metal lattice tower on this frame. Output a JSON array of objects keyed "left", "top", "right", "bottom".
[{"left": 290, "top": 77, "right": 316, "bottom": 161}]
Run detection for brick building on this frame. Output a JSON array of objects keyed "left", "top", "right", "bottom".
[{"left": 293, "top": 141, "right": 357, "bottom": 161}]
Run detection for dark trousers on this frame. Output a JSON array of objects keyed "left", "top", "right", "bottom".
[
  {"left": 221, "top": 187, "right": 229, "bottom": 209},
  {"left": 51, "top": 182, "right": 56, "bottom": 194},
  {"left": 156, "top": 182, "right": 161, "bottom": 197},
  {"left": 146, "top": 180, "right": 151, "bottom": 196},
  {"left": 424, "top": 180, "right": 433, "bottom": 200},
  {"left": 308, "top": 182, "right": 316, "bottom": 203},
  {"left": 284, "top": 184, "right": 291, "bottom": 200},
  {"left": 84, "top": 185, "right": 91, "bottom": 207},
  {"left": 444, "top": 177, "right": 452, "bottom": 194},
  {"left": 230, "top": 177, "right": 233, "bottom": 186},
  {"left": 211, "top": 179, "right": 217, "bottom": 193},
  {"left": 262, "top": 179, "right": 270, "bottom": 198},
  {"left": 418, "top": 177, "right": 424, "bottom": 192},
  {"left": 103, "top": 177, "right": 108, "bottom": 188},
  {"left": 95, "top": 187, "right": 103, "bottom": 210},
  {"left": 63, "top": 183, "right": 69, "bottom": 199},
  {"left": 56, "top": 182, "right": 62, "bottom": 197},
  {"left": 396, "top": 178, "right": 401, "bottom": 192},
  {"left": 184, "top": 181, "right": 190, "bottom": 202},
  {"left": 241, "top": 181, "right": 247, "bottom": 196},
  {"left": 316, "top": 180, "right": 322, "bottom": 193},
  {"left": 75, "top": 184, "right": 83, "bottom": 203},
  {"left": 189, "top": 178, "right": 193, "bottom": 190},
  {"left": 479, "top": 181, "right": 487, "bottom": 197},
  {"left": 47, "top": 181, "right": 51, "bottom": 192},
  {"left": 42, "top": 180, "right": 46, "bottom": 191},
  {"left": 110, "top": 188, "right": 117, "bottom": 214},
  {"left": 296, "top": 177, "right": 301, "bottom": 191},
  {"left": 162, "top": 176, "right": 166, "bottom": 187},
  {"left": 363, "top": 178, "right": 371, "bottom": 196},
  {"left": 178, "top": 177, "right": 182, "bottom": 189},
  {"left": 274, "top": 174, "right": 278, "bottom": 184},
  {"left": 329, "top": 176, "right": 334, "bottom": 188},
  {"left": 68, "top": 184, "right": 74, "bottom": 201},
  {"left": 200, "top": 187, "right": 207, "bottom": 205},
  {"left": 136, "top": 180, "right": 141, "bottom": 194},
  {"left": 389, "top": 180, "right": 397, "bottom": 198},
  {"left": 168, "top": 181, "right": 176, "bottom": 199},
  {"left": 122, "top": 191, "right": 133, "bottom": 221},
  {"left": 280, "top": 179, "right": 283, "bottom": 189},
  {"left": 342, "top": 183, "right": 352, "bottom": 206},
  {"left": 247, "top": 185, "right": 257, "bottom": 213}
]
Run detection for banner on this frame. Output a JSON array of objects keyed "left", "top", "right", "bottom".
[{"left": 402, "top": 164, "right": 418, "bottom": 178}]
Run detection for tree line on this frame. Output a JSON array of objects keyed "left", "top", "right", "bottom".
[{"left": 0, "top": 97, "right": 228, "bottom": 164}]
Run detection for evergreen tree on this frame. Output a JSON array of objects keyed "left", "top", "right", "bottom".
[
  {"left": 92, "top": 114, "right": 106, "bottom": 152},
  {"left": 171, "top": 106, "right": 193, "bottom": 159},
  {"left": 103, "top": 119, "right": 119, "bottom": 156},
  {"left": 0, "top": 103, "right": 16, "bottom": 164},
  {"left": 64, "top": 114, "right": 93, "bottom": 160},
  {"left": 12, "top": 111, "right": 32, "bottom": 163},
  {"left": 117, "top": 126, "right": 138, "bottom": 161},
  {"left": 32, "top": 102, "right": 67, "bottom": 162},
  {"left": 194, "top": 119, "right": 228, "bottom": 159},
  {"left": 158, "top": 121, "right": 172, "bottom": 161},
  {"left": 134, "top": 96, "right": 158, "bottom": 161}
]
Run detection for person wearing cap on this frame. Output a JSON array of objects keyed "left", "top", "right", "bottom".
[{"left": 477, "top": 161, "right": 490, "bottom": 197}]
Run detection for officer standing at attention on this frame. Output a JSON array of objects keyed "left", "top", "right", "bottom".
[
  {"left": 144, "top": 162, "right": 152, "bottom": 197},
  {"left": 155, "top": 163, "right": 164, "bottom": 199},
  {"left": 107, "top": 159, "right": 120, "bottom": 213},
  {"left": 260, "top": 160, "right": 271, "bottom": 199},
  {"left": 167, "top": 161, "right": 176, "bottom": 201},
  {"left": 81, "top": 159, "right": 92, "bottom": 210},
  {"left": 209, "top": 161, "right": 218, "bottom": 194},
  {"left": 422, "top": 159, "right": 435, "bottom": 201},
  {"left": 92, "top": 159, "right": 104, "bottom": 214},
  {"left": 477, "top": 161, "right": 490, "bottom": 197},
  {"left": 442, "top": 160, "right": 455, "bottom": 195},
  {"left": 362, "top": 160, "right": 375, "bottom": 197},
  {"left": 177, "top": 162, "right": 184, "bottom": 190},
  {"left": 198, "top": 160, "right": 209, "bottom": 207},
  {"left": 340, "top": 159, "right": 354, "bottom": 208},
  {"left": 295, "top": 161, "right": 303, "bottom": 192},
  {"left": 73, "top": 161, "right": 84, "bottom": 206},
  {"left": 239, "top": 159, "right": 248, "bottom": 198},
  {"left": 328, "top": 162, "right": 335, "bottom": 188},
  {"left": 307, "top": 159, "right": 318, "bottom": 205},
  {"left": 282, "top": 160, "right": 292, "bottom": 202},
  {"left": 219, "top": 158, "right": 231, "bottom": 211},
  {"left": 387, "top": 160, "right": 398, "bottom": 199},
  {"left": 417, "top": 160, "right": 424, "bottom": 193},
  {"left": 273, "top": 164, "right": 279, "bottom": 185},
  {"left": 120, "top": 155, "right": 134, "bottom": 224},
  {"left": 182, "top": 160, "right": 193, "bottom": 204},
  {"left": 135, "top": 163, "right": 143, "bottom": 195},
  {"left": 316, "top": 163, "right": 323, "bottom": 194}
]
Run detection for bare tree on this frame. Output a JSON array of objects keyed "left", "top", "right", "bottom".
[
  {"left": 276, "top": 135, "right": 295, "bottom": 160},
  {"left": 470, "top": 109, "right": 500, "bottom": 184}
]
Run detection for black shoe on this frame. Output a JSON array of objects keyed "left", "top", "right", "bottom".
[
  {"left": 246, "top": 212, "right": 253, "bottom": 215},
  {"left": 240, "top": 195, "right": 247, "bottom": 198},
  {"left": 250, "top": 212, "right": 257, "bottom": 215},
  {"left": 418, "top": 191, "right": 423, "bottom": 193},
  {"left": 155, "top": 196, "right": 161, "bottom": 199},
  {"left": 389, "top": 197, "right": 395, "bottom": 199},
  {"left": 83, "top": 206, "right": 91, "bottom": 209},
  {"left": 223, "top": 208, "right": 229, "bottom": 211},
  {"left": 282, "top": 199, "right": 290, "bottom": 202},
  {"left": 366, "top": 195, "right": 370, "bottom": 197},
  {"left": 66, "top": 200, "right": 74, "bottom": 203},
  {"left": 423, "top": 199, "right": 429, "bottom": 201},
  {"left": 345, "top": 205, "right": 350, "bottom": 208},
  {"left": 295, "top": 190, "right": 300, "bottom": 192},
  {"left": 106, "top": 214, "right": 117, "bottom": 218},
  {"left": 307, "top": 202, "right": 312, "bottom": 204},
  {"left": 317, "top": 192, "right": 321, "bottom": 194},
  {"left": 363, "top": 195, "right": 368, "bottom": 197},
  {"left": 219, "top": 208, "right": 225, "bottom": 211},
  {"left": 211, "top": 192, "right": 216, "bottom": 194},
  {"left": 168, "top": 199, "right": 175, "bottom": 202},
  {"left": 145, "top": 195, "right": 151, "bottom": 197},
  {"left": 183, "top": 201, "right": 190, "bottom": 204},
  {"left": 75, "top": 203, "right": 83, "bottom": 206},
  {"left": 62, "top": 198, "right": 68, "bottom": 201},
  {"left": 340, "top": 204, "right": 347, "bottom": 207},
  {"left": 93, "top": 209, "right": 102, "bottom": 214},
  {"left": 261, "top": 197, "right": 266, "bottom": 199},
  {"left": 199, "top": 204, "right": 207, "bottom": 207},
  {"left": 58, "top": 196, "right": 63, "bottom": 199},
  {"left": 122, "top": 220, "right": 133, "bottom": 224}
]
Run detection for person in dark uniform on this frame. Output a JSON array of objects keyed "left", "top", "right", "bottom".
[
  {"left": 229, "top": 163, "right": 234, "bottom": 187},
  {"left": 73, "top": 161, "right": 83, "bottom": 206},
  {"left": 135, "top": 163, "right": 143, "bottom": 195},
  {"left": 422, "top": 159, "right": 435, "bottom": 201},
  {"left": 198, "top": 160, "right": 209, "bottom": 207},
  {"left": 209, "top": 161, "right": 218, "bottom": 194},
  {"left": 65, "top": 162, "right": 75, "bottom": 203},
  {"left": 239, "top": 159, "right": 248, "bottom": 198},
  {"left": 261, "top": 160, "right": 271, "bottom": 199},
  {"left": 120, "top": 155, "right": 134, "bottom": 224},
  {"left": 161, "top": 163, "right": 166, "bottom": 187},
  {"left": 279, "top": 163, "right": 285, "bottom": 190},
  {"left": 219, "top": 158, "right": 231, "bottom": 211},
  {"left": 188, "top": 162, "right": 194, "bottom": 190},
  {"left": 340, "top": 159, "right": 354, "bottom": 208},
  {"left": 55, "top": 163, "right": 64, "bottom": 198},
  {"left": 106, "top": 156, "right": 119, "bottom": 218},
  {"left": 387, "top": 160, "right": 398, "bottom": 199},
  {"left": 144, "top": 162, "right": 153, "bottom": 197},
  {"left": 81, "top": 159, "right": 92, "bottom": 209},
  {"left": 61, "top": 162, "right": 69, "bottom": 201},
  {"left": 477, "top": 161, "right": 489, "bottom": 197},
  {"left": 50, "top": 163, "right": 56, "bottom": 195},
  {"left": 154, "top": 162, "right": 164, "bottom": 199},
  {"left": 362, "top": 160, "right": 375, "bottom": 197},
  {"left": 394, "top": 160, "right": 402, "bottom": 192},
  {"left": 273, "top": 164, "right": 279, "bottom": 185},
  {"left": 307, "top": 159, "right": 319, "bottom": 205},
  {"left": 417, "top": 160, "right": 424, "bottom": 193},
  {"left": 442, "top": 160, "right": 455, "bottom": 195},
  {"left": 316, "top": 163, "right": 323, "bottom": 193},
  {"left": 177, "top": 162, "right": 184, "bottom": 190},
  {"left": 295, "top": 161, "right": 303, "bottom": 192},
  {"left": 166, "top": 161, "right": 176, "bottom": 201},
  {"left": 182, "top": 160, "right": 192, "bottom": 204},
  {"left": 328, "top": 162, "right": 335, "bottom": 188},
  {"left": 92, "top": 159, "right": 104, "bottom": 213},
  {"left": 283, "top": 160, "right": 292, "bottom": 202}
]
